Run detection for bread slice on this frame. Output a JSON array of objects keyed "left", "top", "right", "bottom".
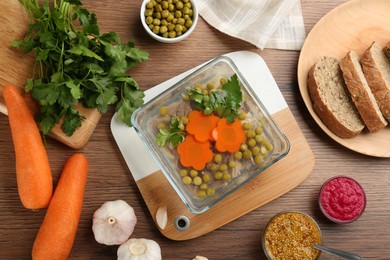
[
  {"left": 361, "top": 42, "right": 390, "bottom": 122},
  {"left": 307, "top": 56, "right": 364, "bottom": 139},
  {"left": 339, "top": 51, "right": 387, "bottom": 132}
]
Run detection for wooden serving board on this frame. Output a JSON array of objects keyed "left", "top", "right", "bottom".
[
  {"left": 298, "top": 0, "right": 390, "bottom": 157},
  {"left": 0, "top": 0, "right": 101, "bottom": 149},
  {"left": 111, "top": 51, "right": 314, "bottom": 240}
]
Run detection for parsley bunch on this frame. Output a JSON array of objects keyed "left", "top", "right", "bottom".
[
  {"left": 13, "top": 0, "right": 149, "bottom": 136},
  {"left": 187, "top": 74, "right": 243, "bottom": 123}
]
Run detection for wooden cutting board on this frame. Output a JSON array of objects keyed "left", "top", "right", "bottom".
[
  {"left": 111, "top": 51, "right": 315, "bottom": 240},
  {"left": 0, "top": 0, "right": 101, "bottom": 149}
]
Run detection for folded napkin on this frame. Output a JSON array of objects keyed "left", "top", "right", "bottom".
[{"left": 197, "top": 0, "right": 306, "bottom": 50}]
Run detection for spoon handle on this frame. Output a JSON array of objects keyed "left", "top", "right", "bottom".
[{"left": 313, "top": 244, "right": 363, "bottom": 260}]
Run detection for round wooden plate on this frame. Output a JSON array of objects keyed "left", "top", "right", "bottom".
[{"left": 298, "top": 0, "right": 390, "bottom": 157}]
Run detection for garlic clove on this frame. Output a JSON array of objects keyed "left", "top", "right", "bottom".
[
  {"left": 193, "top": 256, "right": 208, "bottom": 260},
  {"left": 156, "top": 206, "right": 168, "bottom": 230},
  {"left": 92, "top": 200, "right": 137, "bottom": 245},
  {"left": 117, "top": 238, "right": 162, "bottom": 260}
]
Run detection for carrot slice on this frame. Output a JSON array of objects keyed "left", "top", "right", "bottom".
[
  {"left": 177, "top": 134, "right": 213, "bottom": 170},
  {"left": 3, "top": 84, "right": 53, "bottom": 210},
  {"left": 212, "top": 118, "right": 246, "bottom": 153},
  {"left": 186, "top": 110, "right": 219, "bottom": 142},
  {"left": 32, "top": 153, "right": 88, "bottom": 260}
]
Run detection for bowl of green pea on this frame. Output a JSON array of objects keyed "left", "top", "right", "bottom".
[{"left": 140, "top": 0, "right": 198, "bottom": 43}]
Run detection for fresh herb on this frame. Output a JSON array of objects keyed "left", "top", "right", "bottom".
[
  {"left": 187, "top": 74, "right": 242, "bottom": 123},
  {"left": 156, "top": 116, "right": 185, "bottom": 147},
  {"left": 13, "top": 0, "right": 149, "bottom": 136}
]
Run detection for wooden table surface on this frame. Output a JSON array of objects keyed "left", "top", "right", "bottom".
[{"left": 1, "top": 0, "right": 389, "bottom": 259}]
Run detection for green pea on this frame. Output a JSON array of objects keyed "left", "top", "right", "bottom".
[
  {"left": 168, "top": 31, "right": 176, "bottom": 38},
  {"left": 238, "top": 112, "right": 247, "bottom": 120},
  {"left": 161, "top": 9, "right": 170, "bottom": 18},
  {"left": 209, "top": 163, "right": 218, "bottom": 172},
  {"left": 252, "top": 146, "right": 260, "bottom": 156},
  {"left": 155, "top": 4, "right": 163, "bottom": 12},
  {"left": 181, "top": 116, "right": 189, "bottom": 124},
  {"left": 214, "top": 171, "right": 223, "bottom": 180},
  {"left": 175, "top": 10, "right": 182, "bottom": 18},
  {"left": 161, "top": 0, "right": 169, "bottom": 9},
  {"left": 182, "top": 176, "right": 192, "bottom": 184},
  {"left": 197, "top": 190, "right": 206, "bottom": 198},
  {"left": 160, "top": 25, "right": 168, "bottom": 34},
  {"left": 214, "top": 154, "right": 222, "bottom": 163},
  {"left": 247, "top": 138, "right": 256, "bottom": 147},
  {"left": 255, "top": 134, "right": 263, "bottom": 143},
  {"left": 234, "top": 151, "right": 243, "bottom": 160},
  {"left": 219, "top": 164, "right": 228, "bottom": 172},
  {"left": 228, "top": 160, "right": 236, "bottom": 168},
  {"left": 145, "top": 9, "right": 154, "bottom": 17},
  {"left": 190, "top": 169, "right": 198, "bottom": 177},
  {"left": 175, "top": 1, "right": 184, "bottom": 9},
  {"left": 146, "top": 16, "right": 154, "bottom": 25},
  {"left": 243, "top": 150, "right": 252, "bottom": 159},
  {"left": 193, "top": 176, "right": 202, "bottom": 186},
  {"left": 223, "top": 172, "right": 231, "bottom": 181},
  {"left": 159, "top": 106, "right": 168, "bottom": 116},
  {"left": 152, "top": 25, "right": 160, "bottom": 34},
  {"left": 146, "top": 1, "right": 155, "bottom": 9},
  {"left": 157, "top": 122, "right": 166, "bottom": 129},
  {"left": 175, "top": 24, "right": 183, "bottom": 32},
  {"left": 247, "top": 130, "right": 256, "bottom": 138},
  {"left": 240, "top": 143, "right": 248, "bottom": 152},
  {"left": 206, "top": 187, "right": 216, "bottom": 196},
  {"left": 254, "top": 154, "right": 264, "bottom": 164},
  {"left": 153, "top": 18, "right": 161, "bottom": 26},
  {"left": 200, "top": 183, "right": 208, "bottom": 190},
  {"left": 202, "top": 173, "right": 211, "bottom": 183},
  {"left": 243, "top": 123, "right": 251, "bottom": 130},
  {"left": 255, "top": 127, "right": 263, "bottom": 135},
  {"left": 179, "top": 169, "right": 188, "bottom": 177},
  {"left": 184, "top": 19, "right": 192, "bottom": 29}
]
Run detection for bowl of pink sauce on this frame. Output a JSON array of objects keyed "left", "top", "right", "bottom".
[{"left": 319, "top": 176, "right": 366, "bottom": 224}]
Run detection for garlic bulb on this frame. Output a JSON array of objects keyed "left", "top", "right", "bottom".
[
  {"left": 92, "top": 200, "right": 137, "bottom": 245},
  {"left": 193, "top": 256, "right": 208, "bottom": 260},
  {"left": 117, "top": 238, "right": 162, "bottom": 260}
]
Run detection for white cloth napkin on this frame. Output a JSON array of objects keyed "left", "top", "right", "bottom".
[{"left": 197, "top": 0, "right": 306, "bottom": 50}]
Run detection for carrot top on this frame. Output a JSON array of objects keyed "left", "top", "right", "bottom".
[
  {"left": 212, "top": 118, "right": 246, "bottom": 153},
  {"left": 186, "top": 110, "right": 219, "bottom": 142},
  {"left": 177, "top": 134, "right": 213, "bottom": 170}
]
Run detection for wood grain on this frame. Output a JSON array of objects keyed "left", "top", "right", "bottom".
[
  {"left": 0, "top": 0, "right": 389, "bottom": 259},
  {"left": 298, "top": 0, "right": 390, "bottom": 157}
]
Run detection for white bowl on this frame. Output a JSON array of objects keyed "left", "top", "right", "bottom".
[{"left": 140, "top": 0, "right": 199, "bottom": 43}]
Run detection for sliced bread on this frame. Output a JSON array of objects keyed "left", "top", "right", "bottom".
[
  {"left": 361, "top": 42, "right": 390, "bottom": 122},
  {"left": 307, "top": 56, "right": 364, "bottom": 139},
  {"left": 339, "top": 51, "right": 387, "bottom": 132}
]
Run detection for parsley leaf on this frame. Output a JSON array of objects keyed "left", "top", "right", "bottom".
[
  {"left": 187, "top": 74, "right": 243, "bottom": 123},
  {"left": 14, "top": 0, "right": 149, "bottom": 137},
  {"left": 155, "top": 116, "right": 185, "bottom": 147}
]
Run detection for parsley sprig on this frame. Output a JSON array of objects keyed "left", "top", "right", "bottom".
[
  {"left": 187, "top": 74, "right": 243, "bottom": 123},
  {"left": 155, "top": 116, "right": 185, "bottom": 147},
  {"left": 13, "top": 0, "right": 149, "bottom": 136}
]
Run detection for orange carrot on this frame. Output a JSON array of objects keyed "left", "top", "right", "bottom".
[
  {"left": 186, "top": 110, "right": 219, "bottom": 142},
  {"left": 3, "top": 84, "right": 52, "bottom": 210},
  {"left": 177, "top": 134, "right": 213, "bottom": 170},
  {"left": 212, "top": 118, "right": 246, "bottom": 153},
  {"left": 32, "top": 153, "right": 88, "bottom": 260}
]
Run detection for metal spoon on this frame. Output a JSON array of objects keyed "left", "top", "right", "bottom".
[{"left": 313, "top": 244, "right": 363, "bottom": 260}]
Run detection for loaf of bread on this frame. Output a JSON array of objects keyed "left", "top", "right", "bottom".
[
  {"left": 307, "top": 56, "right": 365, "bottom": 138},
  {"left": 361, "top": 42, "right": 390, "bottom": 122},
  {"left": 339, "top": 51, "right": 387, "bottom": 132}
]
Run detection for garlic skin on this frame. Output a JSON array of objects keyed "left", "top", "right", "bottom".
[
  {"left": 92, "top": 200, "right": 137, "bottom": 245},
  {"left": 117, "top": 238, "right": 162, "bottom": 260}
]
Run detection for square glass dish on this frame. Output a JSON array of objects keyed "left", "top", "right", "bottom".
[{"left": 131, "top": 56, "right": 290, "bottom": 214}]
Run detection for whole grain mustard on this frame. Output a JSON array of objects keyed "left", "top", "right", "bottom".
[{"left": 263, "top": 212, "right": 322, "bottom": 260}]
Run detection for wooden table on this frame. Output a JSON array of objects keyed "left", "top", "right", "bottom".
[{"left": 0, "top": 0, "right": 388, "bottom": 259}]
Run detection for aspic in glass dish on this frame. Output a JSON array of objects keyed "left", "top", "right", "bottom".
[{"left": 131, "top": 56, "right": 290, "bottom": 214}]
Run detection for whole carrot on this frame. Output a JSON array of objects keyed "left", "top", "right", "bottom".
[
  {"left": 3, "top": 84, "right": 52, "bottom": 210},
  {"left": 32, "top": 153, "right": 88, "bottom": 260}
]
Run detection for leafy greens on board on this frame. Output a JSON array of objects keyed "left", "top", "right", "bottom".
[{"left": 13, "top": 0, "right": 149, "bottom": 136}]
